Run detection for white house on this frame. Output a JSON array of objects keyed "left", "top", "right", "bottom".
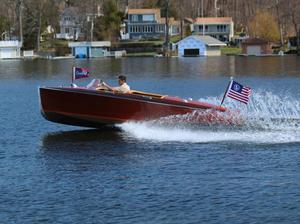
[
  {"left": 68, "top": 41, "right": 111, "bottom": 58},
  {"left": 191, "top": 17, "right": 234, "bottom": 42},
  {"left": 56, "top": 7, "right": 83, "bottom": 40},
  {"left": 0, "top": 41, "right": 22, "bottom": 59},
  {"left": 176, "top": 35, "right": 226, "bottom": 57}
]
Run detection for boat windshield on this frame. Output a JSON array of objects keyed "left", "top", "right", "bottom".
[{"left": 86, "top": 79, "right": 101, "bottom": 90}]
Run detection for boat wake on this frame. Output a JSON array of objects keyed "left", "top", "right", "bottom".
[{"left": 118, "top": 90, "right": 300, "bottom": 144}]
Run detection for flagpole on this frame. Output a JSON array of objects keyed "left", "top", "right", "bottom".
[
  {"left": 220, "top": 76, "right": 233, "bottom": 106},
  {"left": 71, "top": 67, "right": 74, "bottom": 87}
]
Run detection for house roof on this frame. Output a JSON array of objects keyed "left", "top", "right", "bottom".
[
  {"left": 176, "top": 35, "right": 227, "bottom": 46},
  {"left": 61, "top": 7, "right": 80, "bottom": 16},
  {"left": 184, "top": 18, "right": 194, "bottom": 24},
  {"left": 242, "top": 38, "right": 270, "bottom": 45},
  {"left": 128, "top": 8, "right": 161, "bottom": 15},
  {"left": 194, "top": 17, "right": 233, "bottom": 24},
  {"left": 0, "top": 41, "right": 22, "bottom": 48}
]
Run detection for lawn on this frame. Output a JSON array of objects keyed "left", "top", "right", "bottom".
[{"left": 221, "top": 46, "right": 242, "bottom": 55}]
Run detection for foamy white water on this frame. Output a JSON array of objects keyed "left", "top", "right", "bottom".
[
  {"left": 118, "top": 91, "right": 300, "bottom": 144},
  {"left": 119, "top": 122, "right": 300, "bottom": 144}
]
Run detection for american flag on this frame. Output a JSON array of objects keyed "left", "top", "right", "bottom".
[
  {"left": 227, "top": 81, "right": 252, "bottom": 104},
  {"left": 73, "top": 67, "right": 90, "bottom": 80}
]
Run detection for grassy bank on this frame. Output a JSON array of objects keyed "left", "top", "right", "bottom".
[
  {"left": 126, "top": 52, "right": 157, "bottom": 57},
  {"left": 40, "top": 39, "right": 70, "bottom": 56},
  {"left": 221, "top": 46, "right": 242, "bottom": 55},
  {"left": 115, "top": 40, "right": 163, "bottom": 55},
  {"left": 118, "top": 40, "right": 163, "bottom": 45}
]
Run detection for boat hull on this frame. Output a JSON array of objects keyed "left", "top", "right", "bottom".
[{"left": 39, "top": 87, "right": 228, "bottom": 128}]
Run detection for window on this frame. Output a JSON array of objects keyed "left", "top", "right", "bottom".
[
  {"left": 131, "top": 15, "right": 138, "bottom": 22},
  {"left": 65, "top": 28, "right": 69, "bottom": 34},
  {"left": 130, "top": 26, "right": 138, "bottom": 33},
  {"left": 65, "top": 17, "right": 71, "bottom": 21},
  {"left": 142, "top": 14, "right": 154, "bottom": 21},
  {"left": 217, "top": 25, "right": 227, "bottom": 32},
  {"left": 157, "top": 25, "right": 164, "bottom": 33},
  {"left": 173, "top": 26, "right": 179, "bottom": 34}
]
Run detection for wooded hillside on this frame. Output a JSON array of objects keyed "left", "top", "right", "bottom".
[{"left": 0, "top": 0, "right": 299, "bottom": 49}]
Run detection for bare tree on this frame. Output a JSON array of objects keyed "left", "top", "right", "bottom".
[
  {"left": 162, "top": 0, "right": 170, "bottom": 56},
  {"left": 2, "top": 0, "right": 300, "bottom": 49},
  {"left": 273, "top": 0, "right": 284, "bottom": 46},
  {"left": 288, "top": 0, "right": 300, "bottom": 54}
]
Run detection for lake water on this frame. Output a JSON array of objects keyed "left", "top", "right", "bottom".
[{"left": 1, "top": 56, "right": 300, "bottom": 223}]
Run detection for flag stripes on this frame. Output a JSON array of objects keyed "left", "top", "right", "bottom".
[{"left": 227, "top": 81, "right": 252, "bottom": 104}]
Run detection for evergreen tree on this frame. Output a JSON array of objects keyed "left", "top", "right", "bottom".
[{"left": 94, "top": 0, "right": 123, "bottom": 41}]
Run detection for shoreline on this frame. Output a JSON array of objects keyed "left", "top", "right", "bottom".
[{"left": 0, "top": 53, "right": 298, "bottom": 61}]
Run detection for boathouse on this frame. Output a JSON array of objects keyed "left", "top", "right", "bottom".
[
  {"left": 68, "top": 41, "right": 111, "bottom": 58},
  {"left": 241, "top": 38, "right": 272, "bottom": 56},
  {"left": 176, "top": 35, "right": 226, "bottom": 57},
  {"left": 0, "top": 41, "right": 22, "bottom": 59}
]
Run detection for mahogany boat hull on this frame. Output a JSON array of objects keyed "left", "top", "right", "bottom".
[{"left": 39, "top": 87, "right": 229, "bottom": 128}]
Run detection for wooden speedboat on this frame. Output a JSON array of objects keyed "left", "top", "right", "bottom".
[{"left": 39, "top": 84, "right": 236, "bottom": 128}]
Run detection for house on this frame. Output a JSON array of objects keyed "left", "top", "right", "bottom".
[
  {"left": 123, "top": 8, "right": 180, "bottom": 40},
  {"left": 167, "top": 17, "right": 181, "bottom": 36},
  {"left": 0, "top": 41, "right": 22, "bottom": 59},
  {"left": 56, "top": 7, "right": 83, "bottom": 40},
  {"left": 191, "top": 17, "right": 234, "bottom": 42},
  {"left": 68, "top": 41, "right": 111, "bottom": 58},
  {"left": 120, "top": 22, "right": 130, "bottom": 40},
  {"left": 241, "top": 38, "right": 272, "bottom": 56},
  {"left": 176, "top": 35, "right": 226, "bottom": 57}
]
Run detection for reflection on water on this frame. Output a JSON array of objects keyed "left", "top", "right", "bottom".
[
  {"left": 1, "top": 56, "right": 300, "bottom": 81},
  {"left": 41, "top": 127, "right": 123, "bottom": 151}
]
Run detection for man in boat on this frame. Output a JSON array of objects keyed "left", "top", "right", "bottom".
[{"left": 97, "top": 75, "right": 131, "bottom": 93}]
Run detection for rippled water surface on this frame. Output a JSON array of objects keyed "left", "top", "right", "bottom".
[{"left": 1, "top": 56, "right": 300, "bottom": 223}]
